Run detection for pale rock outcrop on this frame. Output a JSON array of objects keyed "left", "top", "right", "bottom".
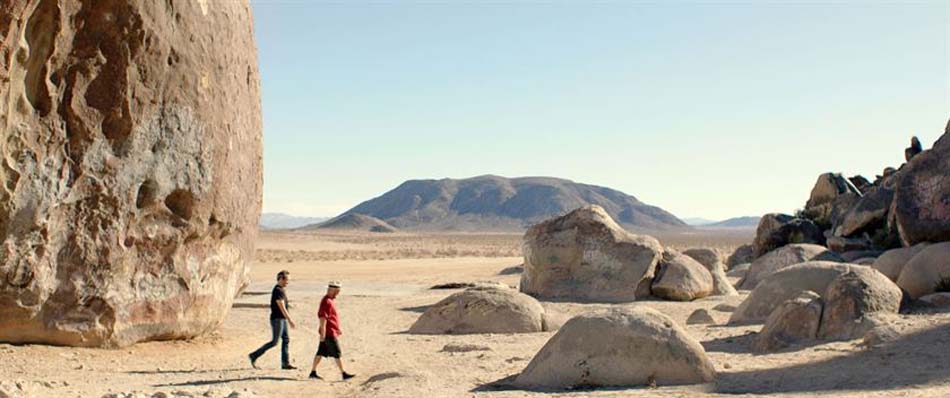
[
  {"left": 896, "top": 242, "right": 950, "bottom": 299},
  {"left": 752, "top": 291, "right": 823, "bottom": 352},
  {"left": 683, "top": 248, "right": 738, "bottom": 296},
  {"left": 514, "top": 308, "right": 716, "bottom": 389},
  {"left": 871, "top": 243, "right": 930, "bottom": 282},
  {"left": 0, "top": 0, "right": 262, "bottom": 347},
  {"left": 738, "top": 244, "right": 842, "bottom": 290},
  {"left": 730, "top": 261, "right": 856, "bottom": 324},
  {"left": 818, "top": 269, "right": 902, "bottom": 340},
  {"left": 409, "top": 287, "right": 547, "bottom": 334},
  {"left": 803, "top": 173, "right": 863, "bottom": 228},
  {"left": 651, "top": 251, "right": 714, "bottom": 301},
  {"left": 520, "top": 206, "right": 664, "bottom": 303}
]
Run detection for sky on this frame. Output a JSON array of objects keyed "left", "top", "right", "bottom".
[{"left": 251, "top": 0, "right": 949, "bottom": 221}]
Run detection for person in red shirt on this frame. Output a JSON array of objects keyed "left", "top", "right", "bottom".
[{"left": 309, "top": 281, "right": 355, "bottom": 380}]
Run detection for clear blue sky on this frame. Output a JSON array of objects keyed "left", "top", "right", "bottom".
[{"left": 251, "top": 0, "right": 949, "bottom": 220}]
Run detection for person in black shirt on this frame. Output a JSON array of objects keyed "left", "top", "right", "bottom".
[{"left": 249, "top": 270, "right": 297, "bottom": 369}]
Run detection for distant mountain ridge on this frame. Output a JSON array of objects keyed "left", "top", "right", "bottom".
[
  {"left": 304, "top": 213, "right": 398, "bottom": 233},
  {"left": 337, "top": 175, "right": 687, "bottom": 231},
  {"left": 697, "top": 216, "right": 760, "bottom": 229},
  {"left": 260, "top": 213, "right": 329, "bottom": 230}
]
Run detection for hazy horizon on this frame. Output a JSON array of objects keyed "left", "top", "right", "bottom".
[{"left": 252, "top": 1, "right": 949, "bottom": 220}]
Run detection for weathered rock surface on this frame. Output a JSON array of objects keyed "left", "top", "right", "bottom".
[
  {"left": 730, "top": 261, "right": 858, "bottom": 324},
  {"left": 726, "top": 263, "right": 750, "bottom": 279},
  {"left": 514, "top": 308, "right": 716, "bottom": 389},
  {"left": 0, "top": 1, "right": 262, "bottom": 347},
  {"left": 683, "top": 248, "right": 737, "bottom": 296},
  {"left": 919, "top": 292, "right": 950, "bottom": 308},
  {"left": 871, "top": 244, "right": 930, "bottom": 282},
  {"left": 752, "top": 291, "right": 823, "bottom": 352},
  {"left": 752, "top": 214, "right": 825, "bottom": 258},
  {"left": 818, "top": 269, "right": 902, "bottom": 341},
  {"left": 896, "top": 242, "right": 950, "bottom": 299},
  {"left": 726, "top": 244, "right": 754, "bottom": 268},
  {"left": 804, "top": 173, "right": 862, "bottom": 228},
  {"left": 738, "top": 244, "right": 842, "bottom": 290},
  {"left": 409, "top": 287, "right": 546, "bottom": 334},
  {"left": 520, "top": 205, "right": 664, "bottom": 302},
  {"left": 833, "top": 186, "right": 894, "bottom": 240},
  {"left": 893, "top": 125, "right": 950, "bottom": 246},
  {"left": 651, "top": 251, "right": 714, "bottom": 301}
]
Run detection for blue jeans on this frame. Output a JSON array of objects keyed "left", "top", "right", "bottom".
[{"left": 250, "top": 318, "right": 290, "bottom": 367}]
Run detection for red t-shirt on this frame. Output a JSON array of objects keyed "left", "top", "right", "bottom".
[{"left": 318, "top": 295, "right": 342, "bottom": 338}]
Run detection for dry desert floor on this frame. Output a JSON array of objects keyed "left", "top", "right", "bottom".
[{"left": 3, "top": 229, "right": 950, "bottom": 398}]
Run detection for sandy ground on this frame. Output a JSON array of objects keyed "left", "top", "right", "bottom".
[{"left": 3, "top": 229, "right": 950, "bottom": 398}]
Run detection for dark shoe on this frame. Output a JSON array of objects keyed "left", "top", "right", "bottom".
[
  {"left": 282, "top": 364, "right": 298, "bottom": 370},
  {"left": 342, "top": 372, "right": 355, "bottom": 380},
  {"left": 249, "top": 354, "right": 258, "bottom": 369},
  {"left": 309, "top": 371, "right": 322, "bottom": 380}
]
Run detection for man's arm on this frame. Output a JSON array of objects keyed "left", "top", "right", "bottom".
[
  {"left": 277, "top": 300, "right": 296, "bottom": 328},
  {"left": 318, "top": 317, "right": 327, "bottom": 341}
]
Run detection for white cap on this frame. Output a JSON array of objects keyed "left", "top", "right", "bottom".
[{"left": 328, "top": 281, "right": 342, "bottom": 288}]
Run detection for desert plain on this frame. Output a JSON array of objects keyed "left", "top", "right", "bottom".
[{"left": 2, "top": 229, "right": 949, "bottom": 398}]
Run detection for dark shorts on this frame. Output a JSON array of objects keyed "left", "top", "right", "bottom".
[{"left": 316, "top": 337, "right": 341, "bottom": 358}]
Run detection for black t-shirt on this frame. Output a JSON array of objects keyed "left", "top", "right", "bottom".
[{"left": 269, "top": 285, "right": 288, "bottom": 320}]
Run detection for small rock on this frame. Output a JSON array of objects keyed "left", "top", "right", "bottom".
[
  {"left": 713, "top": 304, "right": 737, "bottom": 312},
  {"left": 441, "top": 343, "right": 492, "bottom": 353},
  {"left": 686, "top": 309, "right": 716, "bottom": 325}
]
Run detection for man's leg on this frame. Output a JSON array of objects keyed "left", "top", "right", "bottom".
[
  {"left": 279, "top": 319, "right": 293, "bottom": 369},
  {"left": 249, "top": 319, "right": 281, "bottom": 368}
]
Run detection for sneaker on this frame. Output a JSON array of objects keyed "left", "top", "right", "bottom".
[
  {"left": 309, "top": 371, "right": 322, "bottom": 380},
  {"left": 248, "top": 354, "right": 258, "bottom": 369},
  {"left": 282, "top": 364, "right": 298, "bottom": 370},
  {"left": 342, "top": 372, "right": 355, "bottom": 380}
]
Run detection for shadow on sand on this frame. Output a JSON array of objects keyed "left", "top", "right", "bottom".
[{"left": 153, "top": 376, "right": 297, "bottom": 387}]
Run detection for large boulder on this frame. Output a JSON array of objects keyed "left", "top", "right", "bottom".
[
  {"left": 726, "top": 244, "right": 754, "bottom": 268},
  {"left": 520, "top": 206, "right": 664, "bottom": 302},
  {"left": 651, "top": 251, "right": 714, "bottom": 301},
  {"left": 818, "top": 269, "right": 902, "bottom": 340},
  {"left": 409, "top": 287, "right": 546, "bottom": 334},
  {"left": 893, "top": 125, "right": 950, "bottom": 246},
  {"left": 833, "top": 186, "right": 894, "bottom": 240},
  {"left": 0, "top": 1, "right": 262, "bottom": 347},
  {"left": 803, "top": 173, "right": 863, "bottom": 228},
  {"left": 896, "top": 242, "right": 950, "bottom": 299},
  {"left": 752, "top": 291, "right": 823, "bottom": 353},
  {"left": 683, "top": 248, "right": 737, "bottom": 296},
  {"left": 730, "top": 262, "right": 858, "bottom": 324},
  {"left": 752, "top": 214, "right": 825, "bottom": 258},
  {"left": 514, "top": 308, "right": 716, "bottom": 389},
  {"left": 738, "top": 244, "right": 843, "bottom": 290},
  {"left": 871, "top": 243, "right": 930, "bottom": 282}
]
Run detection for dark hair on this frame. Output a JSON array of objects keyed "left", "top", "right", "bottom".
[{"left": 277, "top": 270, "right": 290, "bottom": 281}]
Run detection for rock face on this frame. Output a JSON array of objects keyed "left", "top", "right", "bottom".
[
  {"left": 871, "top": 244, "right": 930, "bottom": 282},
  {"left": 752, "top": 213, "right": 825, "bottom": 258},
  {"left": 730, "top": 261, "right": 855, "bottom": 324},
  {"left": 683, "top": 248, "right": 737, "bottom": 296},
  {"left": 738, "top": 244, "right": 842, "bottom": 290},
  {"left": 726, "top": 244, "right": 754, "bottom": 268},
  {"left": 0, "top": 1, "right": 262, "bottom": 346},
  {"left": 893, "top": 126, "right": 950, "bottom": 246},
  {"left": 752, "top": 291, "right": 823, "bottom": 352},
  {"left": 520, "top": 206, "right": 664, "bottom": 302},
  {"left": 818, "top": 269, "right": 902, "bottom": 340},
  {"left": 803, "top": 173, "right": 862, "bottom": 228},
  {"left": 514, "top": 308, "right": 716, "bottom": 389},
  {"left": 409, "top": 287, "right": 546, "bottom": 334},
  {"left": 686, "top": 309, "right": 716, "bottom": 325},
  {"left": 896, "top": 242, "right": 950, "bottom": 299},
  {"left": 651, "top": 251, "right": 714, "bottom": 301}
]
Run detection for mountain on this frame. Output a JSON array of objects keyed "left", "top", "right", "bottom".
[
  {"left": 337, "top": 175, "right": 687, "bottom": 231},
  {"left": 259, "top": 213, "right": 329, "bottom": 230},
  {"left": 698, "top": 216, "right": 761, "bottom": 229},
  {"left": 683, "top": 217, "right": 717, "bottom": 226},
  {"left": 304, "top": 214, "right": 398, "bottom": 233}
]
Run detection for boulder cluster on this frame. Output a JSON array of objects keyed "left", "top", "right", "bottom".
[{"left": 520, "top": 205, "right": 736, "bottom": 303}]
